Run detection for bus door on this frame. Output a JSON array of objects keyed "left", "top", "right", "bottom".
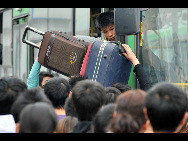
[{"left": 13, "top": 16, "right": 28, "bottom": 83}]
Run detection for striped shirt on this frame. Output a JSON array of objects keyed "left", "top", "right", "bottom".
[{"left": 27, "top": 59, "right": 41, "bottom": 89}]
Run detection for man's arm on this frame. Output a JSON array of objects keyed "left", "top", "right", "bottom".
[
  {"left": 27, "top": 42, "right": 42, "bottom": 89},
  {"left": 122, "top": 44, "right": 151, "bottom": 91},
  {"left": 27, "top": 59, "right": 41, "bottom": 89}
]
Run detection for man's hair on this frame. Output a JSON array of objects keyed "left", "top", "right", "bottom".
[
  {"left": 39, "top": 71, "right": 54, "bottom": 86},
  {"left": 145, "top": 82, "right": 187, "bottom": 132},
  {"left": 44, "top": 77, "right": 70, "bottom": 108},
  {"left": 64, "top": 97, "right": 78, "bottom": 118},
  {"left": 19, "top": 102, "right": 58, "bottom": 133},
  {"left": 72, "top": 80, "right": 107, "bottom": 121},
  {"left": 105, "top": 87, "right": 121, "bottom": 104},
  {"left": 110, "top": 82, "right": 132, "bottom": 93},
  {"left": 69, "top": 75, "right": 88, "bottom": 91},
  {"left": 0, "top": 76, "right": 27, "bottom": 115},
  {"left": 95, "top": 11, "right": 114, "bottom": 31},
  {"left": 93, "top": 103, "right": 115, "bottom": 133},
  {"left": 57, "top": 116, "right": 78, "bottom": 133},
  {"left": 11, "top": 88, "right": 52, "bottom": 123}
]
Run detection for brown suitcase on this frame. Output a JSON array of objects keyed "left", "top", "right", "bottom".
[{"left": 22, "top": 25, "right": 90, "bottom": 77}]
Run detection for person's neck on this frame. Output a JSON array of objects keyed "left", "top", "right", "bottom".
[{"left": 55, "top": 107, "right": 66, "bottom": 115}]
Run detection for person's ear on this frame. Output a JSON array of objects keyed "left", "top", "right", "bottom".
[
  {"left": 69, "top": 91, "right": 72, "bottom": 97},
  {"left": 180, "top": 112, "right": 187, "bottom": 126},
  {"left": 142, "top": 120, "right": 148, "bottom": 131},
  {"left": 138, "top": 120, "right": 149, "bottom": 133},
  {"left": 186, "top": 122, "right": 188, "bottom": 132},
  {"left": 143, "top": 107, "right": 149, "bottom": 120},
  {"left": 15, "top": 123, "right": 20, "bottom": 133},
  {"left": 113, "top": 111, "right": 117, "bottom": 119}
]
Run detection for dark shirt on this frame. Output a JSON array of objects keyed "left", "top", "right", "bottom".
[{"left": 133, "top": 64, "right": 151, "bottom": 91}]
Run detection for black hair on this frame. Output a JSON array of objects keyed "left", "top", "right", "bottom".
[
  {"left": 145, "top": 82, "right": 187, "bottom": 132},
  {"left": 105, "top": 87, "right": 121, "bottom": 104},
  {"left": 93, "top": 103, "right": 115, "bottom": 133},
  {"left": 72, "top": 79, "right": 107, "bottom": 121},
  {"left": 64, "top": 97, "right": 78, "bottom": 118},
  {"left": 0, "top": 76, "right": 27, "bottom": 115},
  {"left": 69, "top": 75, "right": 88, "bottom": 91},
  {"left": 39, "top": 71, "right": 54, "bottom": 86},
  {"left": 19, "top": 102, "right": 58, "bottom": 133},
  {"left": 44, "top": 77, "right": 70, "bottom": 108},
  {"left": 95, "top": 11, "right": 114, "bottom": 31},
  {"left": 11, "top": 88, "right": 52, "bottom": 123},
  {"left": 57, "top": 116, "right": 78, "bottom": 133},
  {"left": 110, "top": 82, "right": 132, "bottom": 93}
]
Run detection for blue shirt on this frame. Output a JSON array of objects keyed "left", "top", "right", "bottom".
[{"left": 57, "top": 115, "right": 66, "bottom": 121}]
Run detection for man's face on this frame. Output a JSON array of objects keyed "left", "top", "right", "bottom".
[
  {"left": 101, "top": 24, "right": 115, "bottom": 41},
  {"left": 38, "top": 76, "right": 52, "bottom": 88}
]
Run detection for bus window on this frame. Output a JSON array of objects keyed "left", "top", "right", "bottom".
[{"left": 141, "top": 8, "right": 188, "bottom": 93}]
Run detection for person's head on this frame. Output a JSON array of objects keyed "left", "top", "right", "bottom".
[
  {"left": 57, "top": 116, "right": 78, "bottom": 133},
  {"left": 18, "top": 102, "right": 58, "bottom": 133},
  {"left": 44, "top": 77, "right": 70, "bottom": 109},
  {"left": 105, "top": 87, "right": 121, "bottom": 104},
  {"left": 11, "top": 88, "right": 52, "bottom": 124},
  {"left": 113, "top": 89, "right": 147, "bottom": 133},
  {"left": 69, "top": 75, "right": 88, "bottom": 91},
  {"left": 144, "top": 82, "right": 188, "bottom": 133},
  {"left": 72, "top": 79, "right": 107, "bottom": 121},
  {"left": 68, "top": 75, "right": 88, "bottom": 97},
  {"left": 93, "top": 103, "right": 115, "bottom": 133},
  {"left": 95, "top": 11, "right": 115, "bottom": 41},
  {"left": 108, "top": 111, "right": 140, "bottom": 133},
  {"left": 39, "top": 71, "right": 54, "bottom": 88},
  {"left": 110, "top": 82, "right": 132, "bottom": 93},
  {"left": 64, "top": 97, "right": 77, "bottom": 118},
  {"left": 0, "top": 76, "right": 27, "bottom": 115}
]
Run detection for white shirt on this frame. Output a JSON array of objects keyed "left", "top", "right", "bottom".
[{"left": 0, "top": 114, "right": 16, "bottom": 133}]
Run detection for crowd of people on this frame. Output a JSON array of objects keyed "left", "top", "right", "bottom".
[
  {"left": 0, "top": 66, "right": 188, "bottom": 133},
  {"left": 0, "top": 42, "right": 187, "bottom": 133},
  {"left": 0, "top": 11, "right": 187, "bottom": 133}
]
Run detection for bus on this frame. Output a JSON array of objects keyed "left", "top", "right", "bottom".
[{"left": 0, "top": 8, "right": 187, "bottom": 94}]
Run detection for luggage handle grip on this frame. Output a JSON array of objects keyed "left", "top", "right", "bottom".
[
  {"left": 103, "top": 41, "right": 126, "bottom": 54},
  {"left": 22, "top": 25, "right": 45, "bottom": 49}
]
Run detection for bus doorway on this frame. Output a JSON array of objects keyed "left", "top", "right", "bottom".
[{"left": 13, "top": 16, "right": 29, "bottom": 83}]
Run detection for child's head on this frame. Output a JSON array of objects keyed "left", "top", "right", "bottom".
[
  {"left": 19, "top": 102, "right": 58, "bottom": 133},
  {"left": 95, "top": 11, "right": 115, "bottom": 41}
]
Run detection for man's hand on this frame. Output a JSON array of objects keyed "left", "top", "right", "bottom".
[
  {"left": 121, "top": 44, "right": 140, "bottom": 67},
  {"left": 36, "top": 41, "right": 42, "bottom": 61}
]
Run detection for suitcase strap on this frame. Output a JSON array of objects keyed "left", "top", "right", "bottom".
[{"left": 92, "top": 42, "right": 107, "bottom": 81}]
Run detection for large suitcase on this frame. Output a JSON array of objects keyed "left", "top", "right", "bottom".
[
  {"left": 22, "top": 26, "right": 90, "bottom": 77},
  {"left": 80, "top": 41, "right": 132, "bottom": 87}
]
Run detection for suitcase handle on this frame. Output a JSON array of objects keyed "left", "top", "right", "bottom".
[
  {"left": 103, "top": 41, "right": 126, "bottom": 54},
  {"left": 22, "top": 25, "right": 45, "bottom": 49}
]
